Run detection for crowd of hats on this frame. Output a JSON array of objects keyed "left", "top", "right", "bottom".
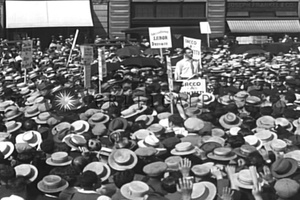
[{"left": 1, "top": 40, "right": 300, "bottom": 200}]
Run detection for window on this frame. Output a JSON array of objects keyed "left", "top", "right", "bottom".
[
  {"left": 183, "top": 3, "right": 206, "bottom": 18},
  {"left": 156, "top": 3, "right": 180, "bottom": 18},
  {"left": 133, "top": 3, "right": 154, "bottom": 18}
]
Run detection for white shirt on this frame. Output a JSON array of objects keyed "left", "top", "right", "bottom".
[{"left": 174, "top": 58, "right": 200, "bottom": 80}]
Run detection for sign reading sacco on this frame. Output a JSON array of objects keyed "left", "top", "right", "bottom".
[
  {"left": 149, "top": 27, "right": 172, "bottom": 49},
  {"left": 183, "top": 37, "right": 201, "bottom": 60},
  {"left": 180, "top": 79, "right": 207, "bottom": 94}
]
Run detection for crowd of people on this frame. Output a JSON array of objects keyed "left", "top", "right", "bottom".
[{"left": 0, "top": 34, "right": 300, "bottom": 200}]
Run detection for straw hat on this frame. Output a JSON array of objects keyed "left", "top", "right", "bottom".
[
  {"left": 52, "top": 122, "right": 71, "bottom": 143},
  {"left": 5, "top": 121, "right": 22, "bottom": 133},
  {"left": 35, "top": 112, "right": 51, "bottom": 124},
  {"left": 170, "top": 142, "right": 196, "bottom": 156},
  {"left": 256, "top": 116, "right": 275, "bottom": 129},
  {"left": 244, "top": 135, "right": 263, "bottom": 150},
  {"left": 199, "top": 92, "right": 215, "bottom": 105},
  {"left": 132, "top": 129, "right": 153, "bottom": 141},
  {"left": 219, "top": 112, "right": 242, "bottom": 129},
  {"left": 275, "top": 118, "right": 293, "bottom": 132},
  {"left": 15, "top": 131, "right": 42, "bottom": 148},
  {"left": 88, "top": 113, "right": 110, "bottom": 126},
  {"left": 108, "top": 149, "right": 138, "bottom": 171},
  {"left": 207, "top": 147, "right": 237, "bottom": 161},
  {"left": 83, "top": 162, "right": 111, "bottom": 182},
  {"left": 3, "top": 107, "right": 23, "bottom": 121},
  {"left": 232, "top": 169, "right": 259, "bottom": 189},
  {"left": 46, "top": 152, "right": 73, "bottom": 166},
  {"left": 143, "top": 161, "right": 167, "bottom": 177},
  {"left": 271, "top": 139, "right": 287, "bottom": 153},
  {"left": 293, "top": 117, "right": 300, "bottom": 128},
  {"left": 24, "top": 105, "right": 40, "bottom": 118},
  {"left": 120, "top": 181, "right": 149, "bottom": 200},
  {"left": 63, "top": 134, "right": 87, "bottom": 150},
  {"left": 233, "top": 144, "right": 257, "bottom": 158},
  {"left": 255, "top": 130, "right": 277, "bottom": 144},
  {"left": 192, "top": 163, "right": 213, "bottom": 177},
  {"left": 14, "top": 164, "right": 38, "bottom": 182},
  {"left": 71, "top": 120, "right": 90, "bottom": 134},
  {"left": 137, "top": 135, "right": 164, "bottom": 149},
  {"left": 191, "top": 181, "right": 217, "bottom": 200},
  {"left": 37, "top": 175, "right": 69, "bottom": 193},
  {"left": 121, "top": 104, "right": 147, "bottom": 119},
  {"left": 0, "top": 141, "right": 14, "bottom": 159},
  {"left": 135, "top": 115, "right": 154, "bottom": 126}
]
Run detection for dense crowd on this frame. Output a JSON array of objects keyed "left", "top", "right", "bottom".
[{"left": 0, "top": 35, "right": 299, "bottom": 200}]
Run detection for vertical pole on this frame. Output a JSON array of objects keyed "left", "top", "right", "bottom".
[
  {"left": 66, "top": 29, "right": 79, "bottom": 67},
  {"left": 98, "top": 48, "right": 102, "bottom": 94},
  {"left": 207, "top": 34, "right": 210, "bottom": 48}
]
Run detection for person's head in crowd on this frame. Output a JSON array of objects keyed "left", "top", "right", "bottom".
[
  {"left": 16, "top": 151, "right": 35, "bottom": 164},
  {"left": 7, "top": 176, "right": 27, "bottom": 196},
  {"left": 183, "top": 47, "right": 193, "bottom": 60},
  {"left": 219, "top": 77, "right": 227, "bottom": 87},
  {"left": 131, "top": 121, "right": 147, "bottom": 133},
  {"left": 246, "top": 151, "right": 265, "bottom": 172},
  {"left": 22, "top": 119, "right": 37, "bottom": 131},
  {"left": 40, "top": 139, "right": 55, "bottom": 155},
  {"left": 50, "top": 166, "right": 80, "bottom": 187},
  {"left": 113, "top": 169, "right": 135, "bottom": 189},
  {"left": 82, "top": 95, "right": 95, "bottom": 107},
  {"left": 283, "top": 92, "right": 296, "bottom": 104},
  {"left": 54, "top": 143, "right": 71, "bottom": 153},
  {"left": 79, "top": 171, "right": 101, "bottom": 191},
  {"left": 227, "top": 134, "right": 245, "bottom": 148},
  {"left": 168, "top": 114, "right": 184, "bottom": 128},
  {"left": 0, "top": 165, "right": 16, "bottom": 185},
  {"left": 232, "top": 79, "right": 243, "bottom": 90}
]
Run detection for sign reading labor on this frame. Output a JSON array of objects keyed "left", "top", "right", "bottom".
[
  {"left": 183, "top": 37, "right": 201, "bottom": 60},
  {"left": 149, "top": 27, "right": 172, "bottom": 49},
  {"left": 21, "top": 40, "right": 33, "bottom": 69},
  {"left": 180, "top": 79, "right": 207, "bottom": 94},
  {"left": 80, "top": 45, "right": 94, "bottom": 65}
]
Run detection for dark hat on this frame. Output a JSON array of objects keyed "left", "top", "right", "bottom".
[
  {"left": 108, "top": 117, "right": 128, "bottom": 132},
  {"left": 271, "top": 158, "right": 298, "bottom": 178}
]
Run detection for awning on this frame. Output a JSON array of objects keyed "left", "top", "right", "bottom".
[
  {"left": 227, "top": 20, "right": 300, "bottom": 33},
  {"left": 6, "top": 0, "right": 93, "bottom": 28}
]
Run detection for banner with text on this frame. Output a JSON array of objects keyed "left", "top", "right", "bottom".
[
  {"left": 21, "top": 40, "right": 33, "bottom": 69},
  {"left": 80, "top": 45, "right": 94, "bottom": 65},
  {"left": 180, "top": 79, "right": 207, "bottom": 94},
  {"left": 183, "top": 37, "right": 201, "bottom": 60},
  {"left": 149, "top": 27, "right": 172, "bottom": 49}
]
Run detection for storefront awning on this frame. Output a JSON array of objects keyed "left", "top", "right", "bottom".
[
  {"left": 227, "top": 20, "right": 300, "bottom": 33},
  {"left": 6, "top": 0, "right": 93, "bottom": 28}
]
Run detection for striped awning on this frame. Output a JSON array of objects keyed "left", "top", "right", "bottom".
[{"left": 227, "top": 20, "right": 300, "bottom": 33}]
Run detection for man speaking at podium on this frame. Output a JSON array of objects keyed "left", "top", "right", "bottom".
[{"left": 174, "top": 47, "right": 201, "bottom": 81}]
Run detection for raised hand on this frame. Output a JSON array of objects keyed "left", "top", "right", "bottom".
[
  {"left": 176, "top": 178, "right": 193, "bottom": 200},
  {"left": 179, "top": 158, "right": 192, "bottom": 178},
  {"left": 220, "top": 187, "right": 234, "bottom": 200}
]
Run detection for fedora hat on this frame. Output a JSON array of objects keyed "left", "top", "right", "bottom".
[
  {"left": 207, "top": 147, "right": 237, "bottom": 161},
  {"left": 120, "top": 181, "right": 149, "bottom": 200},
  {"left": 16, "top": 131, "right": 42, "bottom": 148},
  {"left": 233, "top": 144, "right": 257, "bottom": 158},
  {"left": 14, "top": 164, "right": 38, "bottom": 182},
  {"left": 35, "top": 112, "right": 51, "bottom": 124},
  {"left": 219, "top": 112, "right": 242, "bottom": 129},
  {"left": 218, "top": 95, "right": 234, "bottom": 105},
  {"left": 0, "top": 141, "right": 14, "bottom": 159},
  {"left": 135, "top": 147, "right": 157, "bottom": 157},
  {"left": 244, "top": 135, "right": 263, "bottom": 150},
  {"left": 5, "top": 121, "right": 22, "bottom": 133},
  {"left": 256, "top": 115, "right": 275, "bottom": 129},
  {"left": 271, "top": 139, "right": 287, "bottom": 152},
  {"left": 284, "top": 150, "right": 300, "bottom": 166},
  {"left": 71, "top": 120, "right": 90, "bottom": 134},
  {"left": 3, "top": 106, "right": 22, "bottom": 121},
  {"left": 191, "top": 181, "right": 217, "bottom": 200},
  {"left": 46, "top": 152, "right": 73, "bottom": 166},
  {"left": 143, "top": 161, "right": 167, "bottom": 177},
  {"left": 135, "top": 115, "right": 154, "bottom": 126},
  {"left": 255, "top": 130, "right": 277, "bottom": 144},
  {"left": 108, "top": 117, "right": 128, "bottom": 133},
  {"left": 271, "top": 158, "right": 298, "bottom": 178},
  {"left": 138, "top": 135, "right": 164, "bottom": 149},
  {"left": 275, "top": 118, "right": 293, "bottom": 132},
  {"left": 171, "top": 142, "right": 196, "bottom": 156},
  {"left": 88, "top": 113, "right": 110, "bottom": 126},
  {"left": 232, "top": 169, "right": 260, "bottom": 189},
  {"left": 52, "top": 122, "right": 71, "bottom": 143},
  {"left": 147, "top": 124, "right": 165, "bottom": 137},
  {"left": 199, "top": 93, "right": 215, "bottom": 105},
  {"left": 83, "top": 162, "right": 111, "bottom": 182},
  {"left": 63, "top": 134, "right": 87, "bottom": 150},
  {"left": 37, "top": 175, "right": 69, "bottom": 193},
  {"left": 108, "top": 148, "right": 138, "bottom": 171},
  {"left": 25, "top": 94, "right": 41, "bottom": 106},
  {"left": 24, "top": 105, "right": 40, "bottom": 118}
]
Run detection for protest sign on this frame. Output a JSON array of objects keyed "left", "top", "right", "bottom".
[
  {"left": 98, "top": 48, "right": 107, "bottom": 93},
  {"left": 166, "top": 56, "right": 174, "bottom": 114},
  {"left": 21, "top": 40, "right": 33, "bottom": 69},
  {"left": 200, "top": 22, "right": 211, "bottom": 34},
  {"left": 80, "top": 45, "right": 93, "bottom": 88},
  {"left": 183, "top": 37, "right": 201, "bottom": 60},
  {"left": 80, "top": 45, "right": 94, "bottom": 65},
  {"left": 149, "top": 27, "right": 172, "bottom": 49},
  {"left": 180, "top": 79, "right": 207, "bottom": 94}
]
